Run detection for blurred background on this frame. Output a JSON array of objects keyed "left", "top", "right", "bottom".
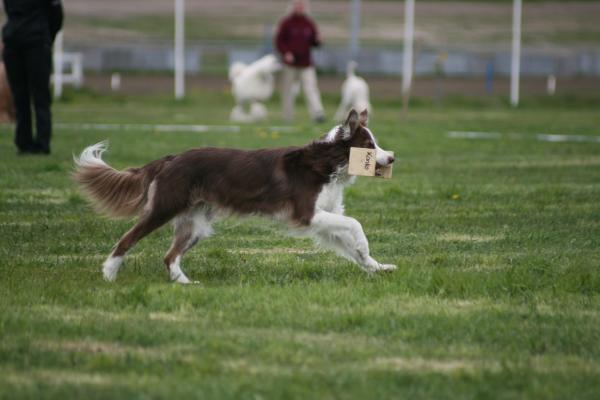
[
  {"left": 44, "top": 0, "right": 600, "bottom": 97},
  {"left": 21, "top": 0, "right": 599, "bottom": 103}
]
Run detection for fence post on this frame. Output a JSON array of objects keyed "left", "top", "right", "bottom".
[
  {"left": 402, "top": 0, "right": 415, "bottom": 112},
  {"left": 174, "top": 0, "right": 185, "bottom": 100},
  {"left": 510, "top": 0, "right": 522, "bottom": 107},
  {"left": 349, "top": 0, "right": 361, "bottom": 61}
]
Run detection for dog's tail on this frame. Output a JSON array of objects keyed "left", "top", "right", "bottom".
[
  {"left": 346, "top": 60, "right": 358, "bottom": 78},
  {"left": 73, "top": 141, "right": 147, "bottom": 219}
]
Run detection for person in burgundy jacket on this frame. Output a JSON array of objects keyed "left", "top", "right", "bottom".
[{"left": 275, "top": 0, "right": 325, "bottom": 123}]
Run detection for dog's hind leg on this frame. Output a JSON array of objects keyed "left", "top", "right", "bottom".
[
  {"left": 310, "top": 210, "right": 396, "bottom": 273},
  {"left": 103, "top": 180, "right": 181, "bottom": 281},
  {"left": 102, "top": 209, "right": 174, "bottom": 281},
  {"left": 164, "top": 207, "right": 214, "bottom": 284}
]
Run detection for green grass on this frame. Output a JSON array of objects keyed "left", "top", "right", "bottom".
[{"left": 1, "top": 88, "right": 600, "bottom": 399}]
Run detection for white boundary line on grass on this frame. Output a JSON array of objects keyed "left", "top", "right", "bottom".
[
  {"left": 51, "top": 122, "right": 297, "bottom": 133},
  {"left": 447, "top": 131, "right": 503, "bottom": 140},
  {"left": 448, "top": 131, "right": 600, "bottom": 143}
]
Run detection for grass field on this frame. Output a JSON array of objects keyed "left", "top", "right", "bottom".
[{"left": 1, "top": 88, "right": 600, "bottom": 399}]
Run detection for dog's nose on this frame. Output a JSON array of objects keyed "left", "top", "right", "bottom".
[{"left": 387, "top": 155, "right": 395, "bottom": 164}]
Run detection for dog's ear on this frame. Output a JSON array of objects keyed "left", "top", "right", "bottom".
[
  {"left": 359, "top": 109, "right": 368, "bottom": 126},
  {"left": 344, "top": 109, "right": 360, "bottom": 137}
]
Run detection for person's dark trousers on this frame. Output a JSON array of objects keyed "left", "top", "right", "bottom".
[{"left": 3, "top": 43, "right": 52, "bottom": 153}]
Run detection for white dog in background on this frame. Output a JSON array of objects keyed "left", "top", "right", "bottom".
[
  {"left": 229, "top": 54, "right": 281, "bottom": 123},
  {"left": 334, "top": 61, "right": 372, "bottom": 122}
]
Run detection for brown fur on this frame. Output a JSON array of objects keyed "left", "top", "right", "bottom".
[
  {"left": 74, "top": 166, "right": 145, "bottom": 218},
  {"left": 75, "top": 138, "right": 373, "bottom": 225},
  {"left": 73, "top": 155, "right": 176, "bottom": 218}
]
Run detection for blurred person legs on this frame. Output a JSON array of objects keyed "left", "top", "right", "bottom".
[
  {"left": 281, "top": 65, "right": 298, "bottom": 122},
  {"left": 300, "top": 66, "right": 325, "bottom": 123},
  {"left": 3, "top": 44, "right": 52, "bottom": 154},
  {"left": 4, "top": 46, "right": 33, "bottom": 153},
  {"left": 281, "top": 65, "right": 325, "bottom": 123},
  {"left": 30, "top": 44, "right": 52, "bottom": 154}
]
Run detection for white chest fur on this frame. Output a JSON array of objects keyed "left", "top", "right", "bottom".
[{"left": 316, "top": 176, "right": 355, "bottom": 215}]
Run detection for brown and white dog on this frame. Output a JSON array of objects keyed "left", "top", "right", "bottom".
[{"left": 74, "top": 109, "right": 396, "bottom": 283}]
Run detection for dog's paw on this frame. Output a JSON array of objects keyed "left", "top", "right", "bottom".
[
  {"left": 172, "top": 273, "right": 192, "bottom": 284},
  {"left": 103, "top": 269, "right": 117, "bottom": 282},
  {"left": 170, "top": 268, "right": 192, "bottom": 284},
  {"left": 376, "top": 263, "right": 397, "bottom": 272},
  {"left": 102, "top": 256, "right": 123, "bottom": 282},
  {"left": 176, "top": 279, "right": 202, "bottom": 285}
]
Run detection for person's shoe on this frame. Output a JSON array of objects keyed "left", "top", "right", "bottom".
[
  {"left": 16, "top": 145, "right": 36, "bottom": 155},
  {"left": 32, "top": 143, "right": 51, "bottom": 155}
]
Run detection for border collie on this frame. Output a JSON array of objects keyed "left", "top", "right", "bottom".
[
  {"left": 73, "top": 109, "right": 396, "bottom": 284},
  {"left": 229, "top": 54, "right": 281, "bottom": 123},
  {"left": 334, "top": 61, "right": 372, "bottom": 122}
]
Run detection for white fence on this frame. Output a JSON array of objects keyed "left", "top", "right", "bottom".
[{"left": 64, "top": 44, "right": 600, "bottom": 78}]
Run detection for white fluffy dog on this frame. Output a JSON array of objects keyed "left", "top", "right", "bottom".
[
  {"left": 229, "top": 54, "right": 281, "bottom": 123},
  {"left": 334, "top": 61, "right": 372, "bottom": 122}
]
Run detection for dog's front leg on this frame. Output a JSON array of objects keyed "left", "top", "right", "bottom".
[{"left": 310, "top": 210, "right": 396, "bottom": 273}]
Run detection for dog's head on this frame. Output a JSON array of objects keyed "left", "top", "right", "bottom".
[
  {"left": 255, "top": 54, "right": 282, "bottom": 74},
  {"left": 228, "top": 61, "right": 247, "bottom": 81},
  {"left": 327, "top": 109, "right": 395, "bottom": 168}
]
